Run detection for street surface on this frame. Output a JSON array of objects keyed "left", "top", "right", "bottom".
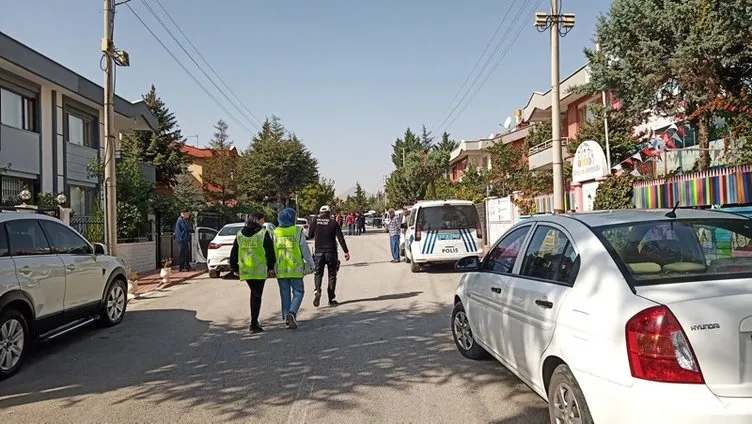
[{"left": 0, "top": 232, "right": 547, "bottom": 424}]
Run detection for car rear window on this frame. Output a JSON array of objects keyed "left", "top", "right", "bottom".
[
  {"left": 217, "top": 225, "right": 244, "bottom": 236},
  {"left": 417, "top": 204, "right": 478, "bottom": 231},
  {"left": 594, "top": 218, "right": 752, "bottom": 285}
]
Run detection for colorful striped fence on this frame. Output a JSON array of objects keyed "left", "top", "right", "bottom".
[
  {"left": 633, "top": 165, "right": 752, "bottom": 208},
  {"left": 534, "top": 191, "right": 576, "bottom": 213}
]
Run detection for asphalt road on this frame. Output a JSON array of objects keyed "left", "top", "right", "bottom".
[{"left": 0, "top": 231, "right": 548, "bottom": 424}]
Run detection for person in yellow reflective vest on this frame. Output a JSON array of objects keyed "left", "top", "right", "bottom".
[
  {"left": 229, "top": 211, "right": 276, "bottom": 333},
  {"left": 274, "top": 208, "right": 315, "bottom": 329}
]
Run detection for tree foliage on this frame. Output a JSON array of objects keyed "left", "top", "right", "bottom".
[
  {"left": 171, "top": 171, "right": 203, "bottom": 212},
  {"left": 238, "top": 116, "right": 319, "bottom": 207},
  {"left": 568, "top": 104, "right": 639, "bottom": 165},
  {"left": 593, "top": 175, "right": 635, "bottom": 210},
  {"left": 488, "top": 141, "right": 551, "bottom": 214},
  {"left": 524, "top": 122, "right": 552, "bottom": 150},
  {"left": 582, "top": 0, "right": 752, "bottom": 169},
  {"left": 452, "top": 165, "right": 491, "bottom": 203},
  {"left": 344, "top": 182, "right": 370, "bottom": 212},
  {"left": 202, "top": 119, "right": 239, "bottom": 206},
  {"left": 120, "top": 85, "right": 187, "bottom": 184},
  {"left": 299, "top": 178, "right": 336, "bottom": 216},
  {"left": 391, "top": 128, "right": 428, "bottom": 168}
]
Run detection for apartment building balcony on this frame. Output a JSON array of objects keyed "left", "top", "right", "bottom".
[{"left": 527, "top": 137, "right": 571, "bottom": 170}]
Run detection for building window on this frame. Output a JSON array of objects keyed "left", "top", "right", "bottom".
[
  {"left": 66, "top": 112, "right": 94, "bottom": 147},
  {"left": 70, "top": 185, "right": 97, "bottom": 216},
  {"left": 0, "top": 175, "right": 36, "bottom": 205},
  {"left": 0, "top": 88, "right": 36, "bottom": 132}
]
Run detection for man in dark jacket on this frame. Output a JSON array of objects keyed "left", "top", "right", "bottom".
[
  {"left": 230, "top": 212, "right": 276, "bottom": 333},
  {"left": 308, "top": 205, "right": 350, "bottom": 307},
  {"left": 174, "top": 209, "right": 193, "bottom": 271}
]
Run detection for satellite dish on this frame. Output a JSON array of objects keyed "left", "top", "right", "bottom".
[{"left": 502, "top": 116, "right": 513, "bottom": 130}]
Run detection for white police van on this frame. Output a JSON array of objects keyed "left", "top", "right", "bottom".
[{"left": 404, "top": 200, "right": 483, "bottom": 272}]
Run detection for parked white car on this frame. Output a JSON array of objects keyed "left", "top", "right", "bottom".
[
  {"left": 451, "top": 209, "right": 752, "bottom": 423},
  {"left": 296, "top": 218, "right": 310, "bottom": 239},
  {"left": 206, "top": 222, "right": 275, "bottom": 278},
  {"left": 0, "top": 212, "right": 128, "bottom": 380}
]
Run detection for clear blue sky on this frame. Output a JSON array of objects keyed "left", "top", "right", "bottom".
[{"left": 1, "top": 0, "right": 609, "bottom": 194}]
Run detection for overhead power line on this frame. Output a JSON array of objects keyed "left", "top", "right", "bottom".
[
  {"left": 152, "top": 0, "right": 263, "bottom": 128},
  {"left": 437, "top": 0, "right": 543, "bottom": 135},
  {"left": 427, "top": 0, "right": 522, "bottom": 134},
  {"left": 125, "top": 1, "right": 257, "bottom": 135}
]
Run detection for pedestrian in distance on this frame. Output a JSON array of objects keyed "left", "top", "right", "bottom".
[
  {"left": 386, "top": 208, "right": 401, "bottom": 263},
  {"left": 308, "top": 205, "right": 350, "bottom": 307},
  {"left": 174, "top": 208, "right": 193, "bottom": 272},
  {"left": 274, "top": 208, "right": 315, "bottom": 329},
  {"left": 229, "top": 211, "right": 276, "bottom": 333},
  {"left": 345, "top": 212, "right": 355, "bottom": 236}
]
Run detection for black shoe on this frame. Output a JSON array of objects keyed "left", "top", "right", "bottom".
[
  {"left": 286, "top": 313, "right": 298, "bottom": 329},
  {"left": 250, "top": 324, "right": 264, "bottom": 333},
  {"left": 329, "top": 300, "right": 339, "bottom": 307},
  {"left": 313, "top": 292, "right": 321, "bottom": 307}
]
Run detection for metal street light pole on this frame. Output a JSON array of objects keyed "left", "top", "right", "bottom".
[{"left": 535, "top": 2, "right": 575, "bottom": 214}]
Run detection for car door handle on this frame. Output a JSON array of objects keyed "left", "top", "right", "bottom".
[
  {"left": 490, "top": 287, "right": 502, "bottom": 293},
  {"left": 535, "top": 299, "right": 554, "bottom": 309},
  {"left": 18, "top": 266, "right": 32, "bottom": 275},
  {"left": 66, "top": 264, "right": 77, "bottom": 272}
]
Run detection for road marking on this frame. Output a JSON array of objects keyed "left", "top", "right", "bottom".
[{"left": 286, "top": 377, "right": 315, "bottom": 424}]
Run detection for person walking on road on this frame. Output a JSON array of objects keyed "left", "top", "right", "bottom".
[
  {"left": 309, "top": 205, "right": 350, "bottom": 307},
  {"left": 230, "top": 212, "right": 276, "bottom": 333},
  {"left": 174, "top": 208, "right": 193, "bottom": 271},
  {"left": 387, "top": 208, "right": 401, "bottom": 263},
  {"left": 345, "top": 212, "right": 355, "bottom": 236},
  {"left": 274, "top": 208, "right": 315, "bottom": 329},
  {"left": 357, "top": 213, "right": 366, "bottom": 235}
]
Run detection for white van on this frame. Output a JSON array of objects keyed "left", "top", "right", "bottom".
[{"left": 404, "top": 200, "right": 483, "bottom": 272}]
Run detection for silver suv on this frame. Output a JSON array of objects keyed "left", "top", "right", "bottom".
[{"left": 0, "top": 212, "right": 128, "bottom": 380}]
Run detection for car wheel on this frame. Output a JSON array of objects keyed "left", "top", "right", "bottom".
[
  {"left": 451, "top": 302, "right": 487, "bottom": 360},
  {"left": 0, "top": 309, "right": 28, "bottom": 380},
  {"left": 208, "top": 269, "right": 220, "bottom": 279},
  {"left": 410, "top": 260, "right": 421, "bottom": 273},
  {"left": 100, "top": 278, "right": 127, "bottom": 327},
  {"left": 548, "top": 364, "right": 593, "bottom": 424}
]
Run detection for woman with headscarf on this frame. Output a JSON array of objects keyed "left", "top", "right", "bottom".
[
  {"left": 230, "top": 211, "right": 276, "bottom": 333},
  {"left": 274, "top": 208, "right": 315, "bottom": 329}
]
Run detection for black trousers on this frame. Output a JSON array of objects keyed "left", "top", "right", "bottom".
[
  {"left": 245, "top": 279, "right": 266, "bottom": 325},
  {"left": 178, "top": 240, "right": 191, "bottom": 270},
  {"left": 313, "top": 252, "right": 340, "bottom": 302}
]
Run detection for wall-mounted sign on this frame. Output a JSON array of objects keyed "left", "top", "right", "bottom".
[{"left": 572, "top": 140, "right": 608, "bottom": 183}]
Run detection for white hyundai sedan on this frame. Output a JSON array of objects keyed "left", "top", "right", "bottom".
[
  {"left": 451, "top": 209, "right": 752, "bottom": 424},
  {"left": 206, "top": 222, "right": 275, "bottom": 278}
]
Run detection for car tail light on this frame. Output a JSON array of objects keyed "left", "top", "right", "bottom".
[
  {"left": 625, "top": 305, "right": 704, "bottom": 384},
  {"left": 304, "top": 224, "right": 309, "bottom": 229},
  {"left": 475, "top": 220, "right": 483, "bottom": 239},
  {"left": 415, "top": 223, "right": 422, "bottom": 241},
  {"left": 207, "top": 242, "right": 222, "bottom": 249}
]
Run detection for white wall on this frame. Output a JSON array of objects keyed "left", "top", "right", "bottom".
[{"left": 118, "top": 241, "right": 156, "bottom": 274}]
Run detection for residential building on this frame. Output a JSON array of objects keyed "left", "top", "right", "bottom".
[
  {"left": 0, "top": 32, "right": 157, "bottom": 216},
  {"left": 181, "top": 143, "right": 239, "bottom": 199},
  {"left": 521, "top": 64, "right": 617, "bottom": 170}
]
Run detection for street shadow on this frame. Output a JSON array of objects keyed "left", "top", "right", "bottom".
[
  {"left": 340, "top": 259, "right": 394, "bottom": 268},
  {"left": 0, "top": 303, "right": 545, "bottom": 422},
  {"left": 335, "top": 291, "right": 422, "bottom": 306},
  {"left": 489, "top": 405, "right": 549, "bottom": 423}
]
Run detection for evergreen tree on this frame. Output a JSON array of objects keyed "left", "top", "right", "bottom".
[
  {"left": 391, "top": 128, "right": 427, "bottom": 168},
  {"left": 299, "top": 178, "right": 336, "bottom": 216},
  {"left": 203, "top": 119, "right": 238, "bottom": 207},
  {"left": 436, "top": 132, "right": 458, "bottom": 153},
  {"left": 121, "top": 85, "right": 187, "bottom": 184}
]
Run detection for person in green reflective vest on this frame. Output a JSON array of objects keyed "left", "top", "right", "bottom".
[
  {"left": 229, "top": 211, "right": 276, "bottom": 333},
  {"left": 274, "top": 208, "right": 315, "bottom": 329}
]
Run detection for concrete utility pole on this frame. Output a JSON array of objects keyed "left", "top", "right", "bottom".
[
  {"left": 536, "top": 2, "right": 575, "bottom": 214},
  {"left": 102, "top": 0, "right": 118, "bottom": 255},
  {"left": 596, "top": 42, "right": 612, "bottom": 170}
]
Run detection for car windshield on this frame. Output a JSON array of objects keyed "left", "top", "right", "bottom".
[
  {"left": 417, "top": 205, "right": 478, "bottom": 231},
  {"left": 594, "top": 218, "right": 752, "bottom": 285},
  {"left": 296, "top": 219, "right": 307, "bottom": 225},
  {"left": 217, "top": 224, "right": 243, "bottom": 237}
]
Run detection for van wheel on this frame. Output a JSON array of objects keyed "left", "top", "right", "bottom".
[
  {"left": 208, "top": 269, "right": 220, "bottom": 279},
  {"left": 0, "top": 309, "right": 28, "bottom": 380},
  {"left": 548, "top": 364, "right": 593, "bottom": 424},
  {"left": 411, "top": 260, "right": 421, "bottom": 273}
]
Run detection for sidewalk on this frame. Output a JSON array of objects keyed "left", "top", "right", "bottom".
[{"left": 133, "top": 266, "right": 206, "bottom": 295}]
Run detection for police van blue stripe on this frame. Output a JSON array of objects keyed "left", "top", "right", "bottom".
[
  {"left": 429, "top": 230, "right": 438, "bottom": 254},
  {"left": 466, "top": 228, "right": 478, "bottom": 251},
  {"left": 458, "top": 229, "right": 470, "bottom": 252},
  {"left": 422, "top": 230, "right": 434, "bottom": 254}
]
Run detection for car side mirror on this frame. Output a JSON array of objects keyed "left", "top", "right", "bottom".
[
  {"left": 455, "top": 255, "right": 480, "bottom": 272},
  {"left": 94, "top": 243, "right": 108, "bottom": 256}
]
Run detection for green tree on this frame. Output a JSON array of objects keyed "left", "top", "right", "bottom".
[
  {"left": 452, "top": 165, "right": 491, "bottom": 203},
  {"left": 350, "top": 182, "right": 369, "bottom": 212},
  {"left": 238, "top": 116, "right": 319, "bottom": 206},
  {"left": 568, "top": 104, "right": 638, "bottom": 165},
  {"left": 593, "top": 175, "right": 635, "bottom": 210},
  {"left": 582, "top": 0, "right": 752, "bottom": 170},
  {"left": 202, "top": 119, "right": 239, "bottom": 207},
  {"left": 524, "top": 122, "right": 552, "bottom": 150},
  {"left": 488, "top": 141, "right": 551, "bottom": 214},
  {"left": 172, "top": 171, "right": 203, "bottom": 212},
  {"left": 436, "top": 132, "right": 459, "bottom": 153},
  {"left": 299, "top": 178, "right": 336, "bottom": 216},
  {"left": 391, "top": 128, "right": 426, "bottom": 168},
  {"left": 120, "top": 85, "right": 187, "bottom": 184}
]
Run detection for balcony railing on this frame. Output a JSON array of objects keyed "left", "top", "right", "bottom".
[{"left": 527, "top": 137, "right": 571, "bottom": 156}]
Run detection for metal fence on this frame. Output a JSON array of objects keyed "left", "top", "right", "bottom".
[{"left": 70, "top": 216, "right": 105, "bottom": 243}]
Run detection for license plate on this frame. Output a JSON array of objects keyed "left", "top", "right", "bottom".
[
  {"left": 438, "top": 232, "right": 460, "bottom": 241},
  {"left": 441, "top": 246, "right": 459, "bottom": 254}
]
